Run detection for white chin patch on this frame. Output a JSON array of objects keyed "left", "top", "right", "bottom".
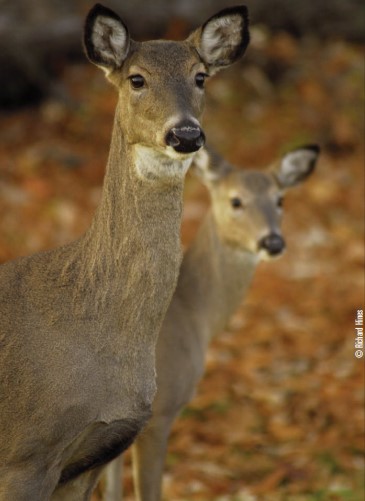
[
  {"left": 134, "top": 145, "right": 194, "bottom": 182},
  {"left": 258, "top": 249, "right": 284, "bottom": 262}
]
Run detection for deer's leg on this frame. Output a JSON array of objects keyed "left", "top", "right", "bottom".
[
  {"left": 100, "top": 455, "right": 123, "bottom": 501},
  {"left": 132, "top": 416, "right": 174, "bottom": 501},
  {"left": 51, "top": 467, "right": 103, "bottom": 501}
]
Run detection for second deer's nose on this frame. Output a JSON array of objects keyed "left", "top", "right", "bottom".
[
  {"left": 165, "top": 122, "right": 205, "bottom": 153},
  {"left": 258, "top": 233, "right": 286, "bottom": 256}
]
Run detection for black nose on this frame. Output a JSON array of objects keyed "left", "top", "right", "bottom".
[
  {"left": 258, "top": 233, "right": 286, "bottom": 256},
  {"left": 165, "top": 121, "right": 205, "bottom": 153}
]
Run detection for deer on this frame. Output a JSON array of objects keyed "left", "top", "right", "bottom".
[
  {"left": 102, "top": 144, "right": 320, "bottom": 501},
  {"left": 0, "top": 4, "right": 250, "bottom": 500}
]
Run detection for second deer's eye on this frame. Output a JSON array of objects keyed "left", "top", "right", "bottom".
[
  {"left": 129, "top": 74, "right": 145, "bottom": 89},
  {"left": 231, "top": 197, "right": 244, "bottom": 209},
  {"left": 195, "top": 73, "right": 208, "bottom": 89},
  {"left": 277, "top": 196, "right": 284, "bottom": 208}
]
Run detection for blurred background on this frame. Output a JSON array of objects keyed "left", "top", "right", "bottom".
[{"left": 0, "top": 1, "right": 364, "bottom": 499}]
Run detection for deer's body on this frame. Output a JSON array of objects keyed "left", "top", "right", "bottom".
[
  {"left": 103, "top": 145, "right": 319, "bottom": 501},
  {"left": 0, "top": 4, "right": 249, "bottom": 500},
  {"left": 155, "top": 211, "right": 258, "bottom": 402},
  {"left": 0, "top": 120, "right": 183, "bottom": 498}
]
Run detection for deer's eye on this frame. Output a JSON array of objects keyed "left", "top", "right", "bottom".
[
  {"left": 195, "top": 73, "right": 208, "bottom": 89},
  {"left": 129, "top": 74, "right": 145, "bottom": 89},
  {"left": 231, "top": 197, "right": 244, "bottom": 209},
  {"left": 277, "top": 196, "right": 284, "bottom": 208}
]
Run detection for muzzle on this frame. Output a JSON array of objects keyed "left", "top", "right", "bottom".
[{"left": 165, "top": 120, "right": 205, "bottom": 153}]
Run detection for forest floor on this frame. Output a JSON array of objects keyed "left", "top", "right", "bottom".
[{"left": 0, "top": 29, "right": 364, "bottom": 500}]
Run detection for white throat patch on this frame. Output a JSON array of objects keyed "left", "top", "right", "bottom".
[{"left": 134, "top": 145, "right": 194, "bottom": 182}]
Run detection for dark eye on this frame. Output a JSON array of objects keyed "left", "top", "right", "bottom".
[
  {"left": 195, "top": 72, "right": 208, "bottom": 89},
  {"left": 277, "top": 196, "right": 284, "bottom": 208},
  {"left": 231, "top": 197, "right": 244, "bottom": 209},
  {"left": 129, "top": 74, "right": 145, "bottom": 89}
]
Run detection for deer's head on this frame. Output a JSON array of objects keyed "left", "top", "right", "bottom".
[
  {"left": 193, "top": 145, "right": 320, "bottom": 259},
  {"left": 84, "top": 4, "right": 249, "bottom": 181}
]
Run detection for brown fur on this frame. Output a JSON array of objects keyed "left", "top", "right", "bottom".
[
  {"left": 0, "top": 4, "right": 249, "bottom": 500},
  {"left": 102, "top": 144, "right": 319, "bottom": 501}
]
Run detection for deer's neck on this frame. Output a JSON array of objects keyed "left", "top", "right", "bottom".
[
  {"left": 67, "top": 109, "right": 185, "bottom": 339},
  {"left": 177, "top": 211, "right": 258, "bottom": 349}
]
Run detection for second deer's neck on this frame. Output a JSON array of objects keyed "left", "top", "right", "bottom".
[{"left": 177, "top": 211, "right": 258, "bottom": 348}]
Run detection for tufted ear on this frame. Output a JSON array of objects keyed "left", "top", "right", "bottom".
[
  {"left": 191, "top": 146, "right": 232, "bottom": 185},
  {"left": 188, "top": 6, "right": 250, "bottom": 75},
  {"left": 83, "top": 4, "right": 131, "bottom": 74},
  {"left": 273, "top": 145, "right": 320, "bottom": 189}
]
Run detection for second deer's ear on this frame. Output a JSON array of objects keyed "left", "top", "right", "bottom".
[
  {"left": 273, "top": 145, "right": 320, "bottom": 189},
  {"left": 188, "top": 6, "right": 250, "bottom": 74},
  {"left": 84, "top": 4, "right": 130, "bottom": 74},
  {"left": 192, "top": 146, "right": 232, "bottom": 184}
]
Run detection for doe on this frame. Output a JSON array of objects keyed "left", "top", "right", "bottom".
[
  {"left": 103, "top": 144, "right": 320, "bottom": 501},
  {"left": 0, "top": 4, "right": 249, "bottom": 500}
]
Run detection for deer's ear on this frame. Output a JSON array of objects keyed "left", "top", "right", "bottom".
[
  {"left": 84, "top": 4, "right": 130, "bottom": 73},
  {"left": 192, "top": 146, "right": 232, "bottom": 184},
  {"left": 273, "top": 145, "right": 320, "bottom": 189},
  {"left": 188, "top": 6, "right": 249, "bottom": 74}
]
